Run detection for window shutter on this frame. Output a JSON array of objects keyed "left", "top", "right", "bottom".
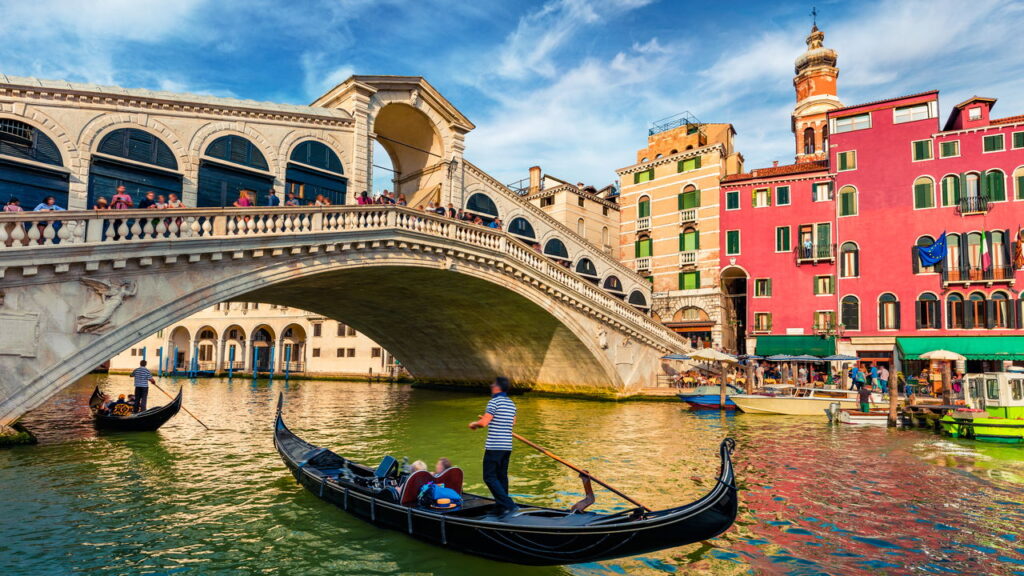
[
  {"left": 634, "top": 241, "right": 640, "bottom": 258},
  {"left": 1007, "top": 300, "right": 1017, "bottom": 329},
  {"left": 677, "top": 193, "right": 683, "bottom": 210},
  {"left": 694, "top": 189, "right": 701, "bottom": 207},
  {"left": 878, "top": 300, "right": 885, "bottom": 330},
  {"left": 964, "top": 300, "right": 974, "bottom": 329},
  {"left": 935, "top": 300, "right": 943, "bottom": 330},
  {"left": 991, "top": 172, "right": 1006, "bottom": 201},
  {"left": 751, "top": 190, "right": 757, "bottom": 207},
  {"left": 986, "top": 301, "right": 997, "bottom": 329},
  {"left": 678, "top": 233, "right": 684, "bottom": 252},
  {"left": 766, "top": 191, "right": 771, "bottom": 206},
  {"left": 915, "top": 301, "right": 923, "bottom": 329},
  {"left": 694, "top": 270, "right": 701, "bottom": 288},
  {"left": 894, "top": 301, "right": 901, "bottom": 330},
  {"left": 1018, "top": 175, "right": 1024, "bottom": 200},
  {"left": 695, "top": 156, "right": 702, "bottom": 169},
  {"left": 941, "top": 177, "right": 949, "bottom": 206},
  {"left": 979, "top": 170, "right": 989, "bottom": 199},
  {"left": 1018, "top": 299, "right": 1024, "bottom": 330},
  {"left": 766, "top": 279, "right": 772, "bottom": 296},
  {"left": 695, "top": 230, "right": 700, "bottom": 250},
  {"left": 912, "top": 246, "right": 921, "bottom": 274},
  {"left": 959, "top": 232, "right": 970, "bottom": 272},
  {"left": 854, "top": 249, "right": 860, "bottom": 277}
]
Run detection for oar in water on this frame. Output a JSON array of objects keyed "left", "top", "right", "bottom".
[
  {"left": 152, "top": 381, "right": 210, "bottom": 431},
  {"left": 512, "top": 432, "right": 650, "bottom": 512}
]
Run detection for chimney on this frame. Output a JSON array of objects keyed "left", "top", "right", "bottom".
[
  {"left": 772, "top": 160, "right": 779, "bottom": 167},
  {"left": 529, "top": 166, "right": 542, "bottom": 194}
]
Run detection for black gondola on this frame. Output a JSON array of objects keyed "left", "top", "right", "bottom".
[
  {"left": 273, "top": 395, "right": 738, "bottom": 566},
  {"left": 88, "top": 386, "right": 182, "bottom": 432}
]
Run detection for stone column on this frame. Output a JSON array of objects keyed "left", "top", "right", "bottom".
[{"left": 216, "top": 338, "right": 226, "bottom": 375}]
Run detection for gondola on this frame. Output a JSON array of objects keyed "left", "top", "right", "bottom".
[
  {"left": 88, "top": 386, "right": 183, "bottom": 432},
  {"left": 273, "top": 395, "right": 738, "bottom": 566}
]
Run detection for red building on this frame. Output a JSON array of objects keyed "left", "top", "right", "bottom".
[{"left": 720, "top": 26, "right": 1024, "bottom": 372}]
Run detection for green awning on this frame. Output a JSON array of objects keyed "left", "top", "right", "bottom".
[
  {"left": 897, "top": 337, "right": 1024, "bottom": 361},
  {"left": 754, "top": 336, "right": 836, "bottom": 357}
]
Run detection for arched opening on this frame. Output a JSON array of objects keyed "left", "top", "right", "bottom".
[
  {"left": 508, "top": 217, "right": 536, "bottom": 242},
  {"left": 89, "top": 128, "right": 182, "bottom": 208},
  {"left": 371, "top": 139, "right": 396, "bottom": 200},
  {"left": 916, "top": 293, "right": 940, "bottom": 329},
  {"left": 947, "top": 294, "right": 965, "bottom": 329},
  {"left": 627, "top": 290, "right": 649, "bottom": 311},
  {"left": 967, "top": 232, "right": 984, "bottom": 277},
  {"left": 947, "top": 235, "right": 962, "bottom": 280},
  {"left": 198, "top": 135, "right": 272, "bottom": 207},
  {"left": 372, "top": 103, "right": 444, "bottom": 208},
  {"left": 544, "top": 238, "right": 570, "bottom": 265},
  {"left": 838, "top": 185, "right": 857, "bottom": 216},
  {"left": 637, "top": 195, "right": 651, "bottom": 221},
  {"left": 992, "top": 291, "right": 1013, "bottom": 328},
  {"left": 669, "top": 306, "right": 713, "bottom": 348},
  {"left": 992, "top": 230, "right": 1009, "bottom": 277},
  {"left": 840, "top": 242, "right": 859, "bottom": 278},
  {"left": 576, "top": 217, "right": 586, "bottom": 237},
  {"left": 575, "top": 257, "right": 598, "bottom": 282},
  {"left": 195, "top": 326, "right": 218, "bottom": 371},
  {"left": 914, "top": 235, "right": 936, "bottom": 274},
  {"left": 0, "top": 118, "right": 69, "bottom": 209},
  {"left": 969, "top": 292, "right": 987, "bottom": 328},
  {"left": 878, "top": 293, "right": 900, "bottom": 330},
  {"left": 913, "top": 176, "right": 935, "bottom": 209},
  {"left": 167, "top": 326, "right": 190, "bottom": 372},
  {"left": 280, "top": 324, "right": 307, "bottom": 372},
  {"left": 466, "top": 193, "right": 498, "bottom": 223},
  {"left": 602, "top": 275, "right": 624, "bottom": 298},
  {"left": 251, "top": 325, "right": 276, "bottom": 373},
  {"left": 222, "top": 324, "right": 246, "bottom": 372},
  {"left": 841, "top": 295, "right": 860, "bottom": 331},
  {"left": 941, "top": 174, "right": 961, "bottom": 206},
  {"left": 803, "top": 127, "right": 815, "bottom": 155},
  {"left": 287, "top": 140, "right": 347, "bottom": 206},
  {"left": 720, "top": 266, "right": 748, "bottom": 353},
  {"left": 1014, "top": 166, "right": 1024, "bottom": 201}
]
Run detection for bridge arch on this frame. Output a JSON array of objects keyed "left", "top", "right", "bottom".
[{"left": 372, "top": 102, "right": 445, "bottom": 207}]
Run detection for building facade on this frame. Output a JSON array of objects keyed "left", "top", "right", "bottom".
[
  {"left": 519, "top": 166, "right": 620, "bottom": 258},
  {"left": 616, "top": 116, "right": 743, "bottom": 347},
  {"left": 109, "top": 302, "right": 398, "bottom": 378}
]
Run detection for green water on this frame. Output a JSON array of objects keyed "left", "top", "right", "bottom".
[{"left": 4, "top": 374, "right": 1024, "bottom": 575}]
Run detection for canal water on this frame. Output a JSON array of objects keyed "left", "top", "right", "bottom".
[{"left": 4, "top": 375, "right": 1024, "bottom": 575}]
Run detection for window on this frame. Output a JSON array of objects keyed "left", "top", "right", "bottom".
[
  {"left": 803, "top": 127, "right": 816, "bottom": 155},
  {"left": 1014, "top": 132, "right": 1024, "bottom": 149},
  {"left": 797, "top": 222, "right": 832, "bottom": 259},
  {"left": 916, "top": 293, "right": 941, "bottom": 329},
  {"left": 987, "top": 378, "right": 1000, "bottom": 400},
  {"left": 601, "top": 226, "right": 609, "bottom": 247},
  {"left": 753, "top": 313, "right": 772, "bottom": 332},
  {"left": 915, "top": 236, "right": 937, "bottom": 274},
  {"left": 679, "top": 271, "right": 701, "bottom": 290},
  {"left": 540, "top": 196, "right": 555, "bottom": 207},
  {"left": 371, "top": 347, "right": 382, "bottom": 358},
  {"left": 841, "top": 296, "right": 860, "bottom": 330},
  {"left": 753, "top": 187, "right": 771, "bottom": 207},
  {"left": 577, "top": 218, "right": 586, "bottom": 236},
  {"left": 131, "top": 348, "right": 137, "bottom": 356},
  {"left": 912, "top": 139, "right": 932, "bottom": 161},
  {"left": 814, "top": 275, "right": 835, "bottom": 295},
  {"left": 814, "top": 310, "right": 836, "bottom": 330},
  {"left": 913, "top": 176, "right": 935, "bottom": 209},
  {"left": 968, "top": 107, "right": 982, "bottom": 121},
  {"left": 992, "top": 231, "right": 1008, "bottom": 270},
  {"left": 992, "top": 292, "right": 1012, "bottom": 328},
  {"left": 970, "top": 292, "right": 987, "bottom": 328},
  {"left": 337, "top": 323, "right": 356, "bottom": 337},
  {"left": 679, "top": 185, "right": 700, "bottom": 209},
  {"left": 545, "top": 238, "right": 570, "bottom": 260},
  {"left": 879, "top": 293, "right": 900, "bottom": 330},
  {"left": 637, "top": 196, "right": 651, "bottom": 218},
  {"left": 775, "top": 226, "right": 791, "bottom": 253},
  {"left": 508, "top": 217, "right": 536, "bottom": 240},
  {"left": 840, "top": 242, "right": 859, "bottom": 277},
  {"left": 754, "top": 278, "right": 772, "bottom": 297},
  {"left": 1011, "top": 379, "right": 1024, "bottom": 402},
  {"left": 635, "top": 235, "right": 653, "bottom": 258},
  {"left": 679, "top": 228, "right": 699, "bottom": 251},
  {"left": 575, "top": 258, "right": 598, "bottom": 277},
  {"left": 725, "top": 190, "right": 740, "bottom": 210},
  {"left": 577, "top": 197, "right": 585, "bottom": 207},
  {"left": 941, "top": 175, "right": 961, "bottom": 206},
  {"left": 833, "top": 113, "right": 870, "bottom": 134},
  {"left": 983, "top": 134, "right": 1005, "bottom": 152},
  {"left": 838, "top": 185, "right": 857, "bottom": 216},
  {"left": 677, "top": 156, "right": 701, "bottom": 172},
  {"left": 812, "top": 182, "right": 832, "bottom": 202},
  {"left": 947, "top": 294, "right": 965, "bottom": 329},
  {"left": 725, "top": 230, "right": 741, "bottom": 255},
  {"left": 965, "top": 172, "right": 981, "bottom": 199},
  {"left": 634, "top": 168, "right": 654, "bottom": 184},
  {"left": 894, "top": 103, "right": 932, "bottom": 123},
  {"left": 313, "top": 324, "right": 322, "bottom": 337},
  {"left": 776, "top": 185, "right": 790, "bottom": 205},
  {"left": 940, "top": 140, "right": 960, "bottom": 158},
  {"left": 986, "top": 170, "right": 1006, "bottom": 202},
  {"left": 837, "top": 150, "right": 857, "bottom": 171},
  {"left": 312, "top": 348, "right": 321, "bottom": 358},
  {"left": 1015, "top": 167, "right": 1024, "bottom": 200},
  {"left": 602, "top": 206, "right": 609, "bottom": 216}
]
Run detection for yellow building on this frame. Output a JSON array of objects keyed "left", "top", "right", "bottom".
[
  {"left": 616, "top": 114, "right": 743, "bottom": 347},
  {"left": 517, "top": 166, "right": 620, "bottom": 256}
]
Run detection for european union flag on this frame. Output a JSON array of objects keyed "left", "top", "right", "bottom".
[{"left": 919, "top": 232, "right": 947, "bottom": 267}]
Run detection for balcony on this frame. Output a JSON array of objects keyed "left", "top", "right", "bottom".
[
  {"left": 679, "top": 250, "right": 698, "bottom": 267},
  {"left": 637, "top": 216, "right": 651, "bottom": 231},
  {"left": 795, "top": 243, "right": 836, "bottom": 265},
  {"left": 679, "top": 208, "right": 698, "bottom": 224},
  {"left": 942, "top": 265, "right": 1015, "bottom": 286},
  {"left": 956, "top": 196, "right": 990, "bottom": 216},
  {"left": 636, "top": 257, "right": 651, "bottom": 272}
]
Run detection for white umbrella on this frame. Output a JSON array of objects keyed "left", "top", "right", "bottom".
[
  {"left": 919, "top": 349, "right": 966, "bottom": 361},
  {"left": 688, "top": 349, "right": 737, "bottom": 363}
]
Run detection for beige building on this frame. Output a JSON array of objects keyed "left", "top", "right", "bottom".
[
  {"left": 616, "top": 115, "right": 743, "bottom": 347},
  {"left": 109, "top": 303, "right": 398, "bottom": 379}
]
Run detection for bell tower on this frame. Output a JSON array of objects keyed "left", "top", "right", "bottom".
[{"left": 792, "top": 18, "right": 841, "bottom": 163}]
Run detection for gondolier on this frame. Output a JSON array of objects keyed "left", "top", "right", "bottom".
[
  {"left": 130, "top": 360, "right": 155, "bottom": 413},
  {"left": 469, "top": 377, "right": 518, "bottom": 516}
]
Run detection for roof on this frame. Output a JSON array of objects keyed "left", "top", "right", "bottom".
[
  {"left": 755, "top": 336, "right": 836, "bottom": 357},
  {"left": 0, "top": 74, "right": 352, "bottom": 121},
  {"left": 828, "top": 90, "right": 938, "bottom": 116},
  {"left": 992, "top": 114, "right": 1024, "bottom": 126},
  {"left": 311, "top": 75, "right": 475, "bottom": 131},
  {"left": 897, "top": 336, "right": 1024, "bottom": 361},
  {"left": 722, "top": 160, "right": 828, "bottom": 184},
  {"left": 954, "top": 96, "right": 997, "bottom": 110}
]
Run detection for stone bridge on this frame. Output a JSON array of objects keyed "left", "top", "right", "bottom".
[{"left": 0, "top": 205, "right": 688, "bottom": 424}]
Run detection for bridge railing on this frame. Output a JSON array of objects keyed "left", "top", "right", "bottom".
[{"left": 0, "top": 205, "right": 682, "bottom": 347}]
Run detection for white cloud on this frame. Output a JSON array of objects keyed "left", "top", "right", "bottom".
[{"left": 299, "top": 53, "right": 355, "bottom": 101}]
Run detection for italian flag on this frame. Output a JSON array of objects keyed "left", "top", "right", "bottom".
[{"left": 981, "top": 231, "right": 991, "bottom": 269}]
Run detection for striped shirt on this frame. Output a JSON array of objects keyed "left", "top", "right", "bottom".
[
  {"left": 485, "top": 393, "right": 516, "bottom": 451},
  {"left": 131, "top": 367, "right": 152, "bottom": 388}
]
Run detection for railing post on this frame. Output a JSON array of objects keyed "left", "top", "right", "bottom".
[
  {"left": 86, "top": 217, "right": 104, "bottom": 243},
  {"left": 212, "top": 215, "right": 227, "bottom": 236},
  {"left": 312, "top": 212, "right": 324, "bottom": 231},
  {"left": 387, "top": 209, "right": 397, "bottom": 227}
]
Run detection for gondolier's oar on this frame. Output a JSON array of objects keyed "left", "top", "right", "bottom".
[
  {"left": 512, "top": 432, "right": 650, "bottom": 512},
  {"left": 152, "top": 382, "right": 209, "bottom": 430}
]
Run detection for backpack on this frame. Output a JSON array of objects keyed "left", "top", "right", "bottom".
[{"left": 418, "top": 482, "right": 462, "bottom": 510}]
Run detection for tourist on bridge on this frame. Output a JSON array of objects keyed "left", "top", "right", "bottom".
[
  {"left": 469, "top": 377, "right": 519, "bottom": 516},
  {"left": 130, "top": 360, "right": 156, "bottom": 413},
  {"left": 92, "top": 197, "right": 109, "bottom": 210},
  {"left": 166, "top": 194, "right": 186, "bottom": 209},
  {"left": 4, "top": 197, "right": 23, "bottom": 212},
  {"left": 357, "top": 191, "right": 371, "bottom": 205},
  {"left": 33, "top": 196, "right": 65, "bottom": 211},
  {"left": 111, "top": 186, "right": 133, "bottom": 209},
  {"left": 233, "top": 189, "right": 253, "bottom": 208},
  {"left": 284, "top": 192, "right": 299, "bottom": 207},
  {"left": 138, "top": 191, "right": 157, "bottom": 209}
]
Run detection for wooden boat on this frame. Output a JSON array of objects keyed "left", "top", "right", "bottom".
[
  {"left": 731, "top": 387, "right": 883, "bottom": 415},
  {"left": 273, "top": 395, "right": 739, "bottom": 566},
  {"left": 88, "top": 386, "right": 182, "bottom": 431},
  {"left": 677, "top": 385, "right": 743, "bottom": 409},
  {"left": 824, "top": 403, "right": 890, "bottom": 425},
  {"left": 940, "top": 372, "right": 1024, "bottom": 443}
]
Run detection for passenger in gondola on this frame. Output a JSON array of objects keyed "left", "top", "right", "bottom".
[
  {"left": 409, "top": 460, "right": 428, "bottom": 473},
  {"left": 435, "top": 457, "right": 452, "bottom": 475},
  {"left": 109, "top": 394, "right": 133, "bottom": 417}
]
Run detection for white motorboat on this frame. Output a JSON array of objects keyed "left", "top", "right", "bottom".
[{"left": 731, "top": 387, "right": 883, "bottom": 416}]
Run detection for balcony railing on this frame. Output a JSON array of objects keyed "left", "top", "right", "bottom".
[
  {"left": 679, "top": 209, "right": 697, "bottom": 224},
  {"left": 636, "top": 216, "right": 651, "bottom": 231},
  {"left": 942, "top": 265, "right": 1015, "bottom": 285},
  {"left": 795, "top": 243, "right": 836, "bottom": 264},
  {"left": 282, "top": 361, "right": 305, "bottom": 372},
  {"left": 956, "top": 196, "right": 990, "bottom": 216},
  {"left": 679, "top": 250, "right": 698, "bottom": 267},
  {"left": 636, "top": 257, "right": 651, "bottom": 272}
]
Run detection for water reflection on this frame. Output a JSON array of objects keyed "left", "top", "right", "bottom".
[{"left": 3, "top": 374, "right": 1024, "bottom": 575}]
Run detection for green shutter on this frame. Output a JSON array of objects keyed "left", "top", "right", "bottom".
[
  {"left": 694, "top": 229, "right": 700, "bottom": 250},
  {"left": 1017, "top": 175, "right": 1024, "bottom": 200},
  {"left": 776, "top": 186, "right": 790, "bottom": 205},
  {"left": 635, "top": 241, "right": 640, "bottom": 258},
  {"left": 678, "top": 233, "right": 684, "bottom": 251},
  {"left": 695, "top": 156, "right": 701, "bottom": 169},
  {"left": 638, "top": 200, "right": 650, "bottom": 218},
  {"left": 677, "top": 193, "right": 683, "bottom": 210},
  {"left": 989, "top": 171, "right": 1006, "bottom": 201},
  {"left": 914, "top": 183, "right": 932, "bottom": 208},
  {"left": 840, "top": 190, "right": 855, "bottom": 215},
  {"left": 766, "top": 279, "right": 772, "bottom": 296},
  {"left": 941, "top": 176, "right": 960, "bottom": 206},
  {"left": 839, "top": 153, "right": 848, "bottom": 170},
  {"left": 1014, "top": 132, "right": 1024, "bottom": 149},
  {"left": 694, "top": 189, "right": 701, "bottom": 207},
  {"left": 727, "top": 230, "right": 740, "bottom": 254}
]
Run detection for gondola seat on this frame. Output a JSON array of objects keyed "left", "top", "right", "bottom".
[
  {"left": 400, "top": 470, "right": 435, "bottom": 505},
  {"left": 433, "top": 467, "right": 463, "bottom": 495}
]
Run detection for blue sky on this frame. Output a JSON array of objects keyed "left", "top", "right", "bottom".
[{"left": 1, "top": 0, "right": 1022, "bottom": 187}]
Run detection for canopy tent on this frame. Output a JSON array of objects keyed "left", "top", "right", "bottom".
[
  {"left": 660, "top": 354, "right": 691, "bottom": 361},
  {"left": 689, "top": 349, "right": 737, "bottom": 363},
  {"left": 791, "top": 354, "right": 822, "bottom": 362},
  {"left": 897, "top": 337, "right": 1024, "bottom": 361},
  {"left": 765, "top": 354, "right": 795, "bottom": 362},
  {"left": 754, "top": 335, "right": 835, "bottom": 357},
  {"left": 918, "top": 349, "right": 966, "bottom": 362},
  {"left": 822, "top": 354, "right": 860, "bottom": 362}
]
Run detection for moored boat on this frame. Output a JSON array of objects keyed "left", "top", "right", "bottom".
[
  {"left": 824, "top": 403, "right": 890, "bottom": 425},
  {"left": 88, "top": 386, "right": 183, "bottom": 432},
  {"left": 677, "top": 385, "right": 743, "bottom": 409},
  {"left": 732, "top": 387, "right": 883, "bottom": 416},
  {"left": 273, "top": 394, "right": 739, "bottom": 566},
  {"left": 940, "top": 372, "right": 1024, "bottom": 443}
]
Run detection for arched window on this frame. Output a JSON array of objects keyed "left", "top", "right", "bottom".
[
  {"left": 627, "top": 290, "right": 649, "bottom": 309},
  {"left": 992, "top": 292, "right": 1013, "bottom": 328},
  {"left": 466, "top": 193, "right": 498, "bottom": 218},
  {"left": 914, "top": 235, "right": 936, "bottom": 274},
  {"left": 575, "top": 258, "right": 598, "bottom": 279},
  {"left": 676, "top": 307, "right": 710, "bottom": 322},
  {"left": 803, "top": 127, "right": 815, "bottom": 155},
  {"left": 543, "top": 238, "right": 569, "bottom": 261},
  {"left": 1014, "top": 166, "right": 1024, "bottom": 201},
  {"left": 603, "top": 275, "right": 624, "bottom": 295},
  {"left": 941, "top": 174, "right": 961, "bottom": 206},
  {"left": 985, "top": 169, "right": 1006, "bottom": 202},
  {"left": 878, "top": 293, "right": 900, "bottom": 330},
  {"left": 635, "top": 233, "right": 652, "bottom": 259},
  {"left": 286, "top": 140, "right": 346, "bottom": 205},
  {"left": 969, "top": 292, "right": 987, "bottom": 328},
  {"left": 992, "top": 231, "right": 1008, "bottom": 275},
  {"left": 0, "top": 118, "right": 69, "bottom": 209},
  {"left": 679, "top": 227, "right": 699, "bottom": 252},
  {"left": 198, "top": 135, "right": 273, "bottom": 207},
  {"left": 679, "top": 184, "right": 700, "bottom": 210},
  {"left": 967, "top": 232, "right": 984, "bottom": 274},
  {"left": 577, "top": 217, "right": 586, "bottom": 237},
  {"left": 508, "top": 217, "right": 536, "bottom": 240},
  {"left": 841, "top": 295, "right": 860, "bottom": 330},
  {"left": 965, "top": 172, "right": 980, "bottom": 198},
  {"left": 947, "top": 294, "right": 965, "bottom": 329},
  {"left": 637, "top": 195, "right": 651, "bottom": 220},
  {"left": 913, "top": 176, "right": 935, "bottom": 209},
  {"left": 89, "top": 128, "right": 181, "bottom": 207},
  {"left": 601, "top": 226, "right": 609, "bottom": 248},
  {"left": 946, "top": 234, "right": 963, "bottom": 280},
  {"left": 916, "top": 293, "right": 940, "bottom": 329},
  {"left": 838, "top": 185, "right": 857, "bottom": 216},
  {"left": 840, "top": 242, "right": 859, "bottom": 278}
]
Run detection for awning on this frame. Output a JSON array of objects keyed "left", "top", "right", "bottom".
[
  {"left": 754, "top": 335, "right": 836, "bottom": 357},
  {"left": 897, "top": 337, "right": 1024, "bottom": 361}
]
